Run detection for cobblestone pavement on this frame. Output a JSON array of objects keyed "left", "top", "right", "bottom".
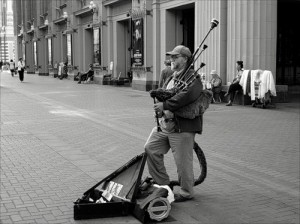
[{"left": 1, "top": 72, "right": 299, "bottom": 224}]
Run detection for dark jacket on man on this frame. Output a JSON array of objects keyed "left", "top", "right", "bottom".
[{"left": 162, "top": 70, "right": 203, "bottom": 134}]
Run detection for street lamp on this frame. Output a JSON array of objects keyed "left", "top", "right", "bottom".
[
  {"left": 63, "top": 11, "right": 68, "bottom": 19},
  {"left": 89, "top": 1, "right": 98, "bottom": 14}
]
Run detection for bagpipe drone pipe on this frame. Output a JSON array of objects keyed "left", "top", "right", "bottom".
[{"left": 150, "top": 19, "right": 219, "bottom": 129}]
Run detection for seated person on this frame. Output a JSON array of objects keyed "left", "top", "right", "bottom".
[
  {"left": 208, "top": 70, "right": 222, "bottom": 103},
  {"left": 224, "top": 61, "right": 244, "bottom": 106},
  {"left": 77, "top": 64, "right": 94, "bottom": 84}
]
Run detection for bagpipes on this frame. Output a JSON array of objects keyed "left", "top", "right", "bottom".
[{"left": 150, "top": 19, "right": 219, "bottom": 130}]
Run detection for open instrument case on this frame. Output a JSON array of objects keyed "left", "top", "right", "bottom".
[{"left": 74, "top": 153, "right": 170, "bottom": 223}]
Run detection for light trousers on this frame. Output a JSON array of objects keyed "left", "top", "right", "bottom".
[{"left": 144, "top": 127, "right": 195, "bottom": 198}]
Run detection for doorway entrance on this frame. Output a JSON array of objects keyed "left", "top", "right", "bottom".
[
  {"left": 84, "top": 28, "right": 93, "bottom": 70},
  {"left": 116, "top": 19, "right": 131, "bottom": 79},
  {"left": 276, "top": 0, "right": 300, "bottom": 85},
  {"left": 166, "top": 3, "right": 195, "bottom": 54}
]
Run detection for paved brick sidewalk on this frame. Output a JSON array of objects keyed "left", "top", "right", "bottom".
[{"left": 1, "top": 73, "right": 299, "bottom": 224}]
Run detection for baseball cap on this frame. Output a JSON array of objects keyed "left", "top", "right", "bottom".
[{"left": 166, "top": 45, "right": 192, "bottom": 58}]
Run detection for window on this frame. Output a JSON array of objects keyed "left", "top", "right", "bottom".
[
  {"left": 48, "top": 38, "right": 52, "bottom": 65},
  {"left": 93, "top": 28, "right": 101, "bottom": 64},
  {"left": 66, "top": 34, "right": 72, "bottom": 65},
  {"left": 33, "top": 41, "right": 37, "bottom": 66},
  {"left": 22, "top": 41, "right": 26, "bottom": 62}
]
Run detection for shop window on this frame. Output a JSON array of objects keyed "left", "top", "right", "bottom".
[
  {"left": 93, "top": 28, "right": 101, "bottom": 64},
  {"left": 33, "top": 41, "right": 38, "bottom": 66},
  {"left": 66, "top": 34, "right": 72, "bottom": 65},
  {"left": 22, "top": 42, "right": 26, "bottom": 62},
  {"left": 48, "top": 38, "right": 52, "bottom": 65}
]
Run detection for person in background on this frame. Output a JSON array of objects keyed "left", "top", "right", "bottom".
[
  {"left": 77, "top": 64, "right": 94, "bottom": 84},
  {"left": 158, "top": 60, "right": 173, "bottom": 88},
  {"left": 208, "top": 70, "right": 222, "bottom": 103},
  {"left": 200, "top": 73, "right": 207, "bottom": 89},
  {"left": 17, "top": 58, "right": 25, "bottom": 82},
  {"left": 59, "top": 62, "right": 68, "bottom": 80},
  {"left": 0, "top": 61, "right": 3, "bottom": 72},
  {"left": 53, "top": 61, "right": 58, "bottom": 78},
  {"left": 224, "top": 61, "right": 244, "bottom": 106},
  {"left": 9, "top": 59, "right": 16, "bottom": 77}
]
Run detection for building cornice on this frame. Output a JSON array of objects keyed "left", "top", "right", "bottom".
[
  {"left": 53, "top": 17, "right": 67, "bottom": 25},
  {"left": 74, "top": 6, "right": 93, "bottom": 17},
  {"left": 26, "top": 29, "right": 34, "bottom": 35},
  {"left": 103, "top": 0, "right": 122, "bottom": 6},
  {"left": 38, "top": 24, "right": 48, "bottom": 30}
]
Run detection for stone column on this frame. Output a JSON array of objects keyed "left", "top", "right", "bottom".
[
  {"left": 152, "top": 0, "right": 161, "bottom": 89},
  {"left": 226, "top": 0, "right": 277, "bottom": 82},
  {"left": 195, "top": 0, "right": 227, "bottom": 84}
]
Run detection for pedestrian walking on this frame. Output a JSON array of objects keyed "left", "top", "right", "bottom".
[
  {"left": 9, "top": 59, "right": 16, "bottom": 77},
  {"left": 17, "top": 58, "right": 25, "bottom": 82},
  {"left": 145, "top": 45, "right": 204, "bottom": 203},
  {"left": 0, "top": 60, "right": 3, "bottom": 72}
]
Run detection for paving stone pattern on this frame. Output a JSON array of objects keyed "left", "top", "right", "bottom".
[{"left": 0, "top": 73, "right": 299, "bottom": 224}]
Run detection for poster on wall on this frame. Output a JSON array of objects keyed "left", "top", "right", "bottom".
[{"left": 132, "top": 18, "right": 143, "bottom": 66}]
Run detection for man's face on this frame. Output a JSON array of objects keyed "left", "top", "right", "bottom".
[{"left": 170, "top": 54, "right": 187, "bottom": 71}]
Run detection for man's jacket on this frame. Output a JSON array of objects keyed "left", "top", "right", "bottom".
[{"left": 162, "top": 70, "right": 203, "bottom": 134}]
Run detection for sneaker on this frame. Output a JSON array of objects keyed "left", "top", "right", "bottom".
[
  {"left": 174, "top": 194, "right": 192, "bottom": 203},
  {"left": 224, "top": 93, "right": 229, "bottom": 97},
  {"left": 226, "top": 102, "right": 232, "bottom": 106}
]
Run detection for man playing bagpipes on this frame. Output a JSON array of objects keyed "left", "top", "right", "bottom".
[{"left": 144, "top": 45, "right": 210, "bottom": 203}]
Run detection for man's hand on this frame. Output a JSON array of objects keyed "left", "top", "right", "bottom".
[
  {"left": 154, "top": 102, "right": 164, "bottom": 113},
  {"left": 154, "top": 111, "right": 163, "bottom": 118},
  {"left": 149, "top": 89, "right": 157, "bottom": 98}
]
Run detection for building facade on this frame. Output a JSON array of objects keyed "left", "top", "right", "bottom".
[
  {"left": 1, "top": 0, "right": 15, "bottom": 63},
  {"left": 12, "top": 0, "right": 299, "bottom": 90}
]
